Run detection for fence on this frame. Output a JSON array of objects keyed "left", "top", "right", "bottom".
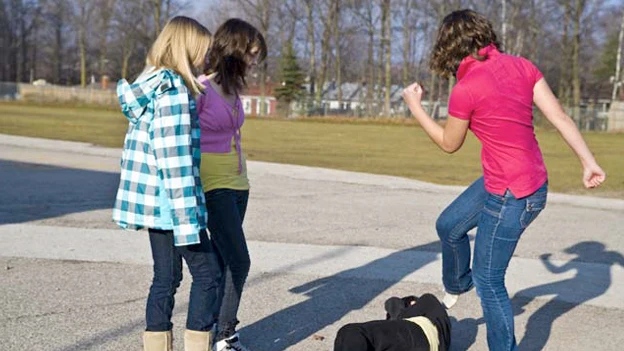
[
  {"left": 0, "top": 82, "right": 117, "bottom": 107},
  {"left": 1, "top": 81, "right": 621, "bottom": 131},
  {"left": 18, "top": 84, "right": 118, "bottom": 107},
  {"left": 0, "top": 82, "right": 19, "bottom": 100},
  {"left": 608, "top": 101, "right": 624, "bottom": 131}
]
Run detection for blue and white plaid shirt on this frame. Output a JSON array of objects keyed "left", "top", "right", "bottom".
[{"left": 112, "top": 68, "right": 207, "bottom": 246}]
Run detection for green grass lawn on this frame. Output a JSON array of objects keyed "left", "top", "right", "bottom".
[{"left": 1, "top": 102, "right": 622, "bottom": 198}]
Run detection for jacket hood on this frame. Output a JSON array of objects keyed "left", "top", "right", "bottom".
[{"left": 117, "top": 68, "right": 180, "bottom": 123}]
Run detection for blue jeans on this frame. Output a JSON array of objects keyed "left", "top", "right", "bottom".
[
  {"left": 205, "top": 189, "right": 250, "bottom": 340},
  {"left": 436, "top": 177, "right": 547, "bottom": 351},
  {"left": 146, "top": 229, "right": 222, "bottom": 332}
]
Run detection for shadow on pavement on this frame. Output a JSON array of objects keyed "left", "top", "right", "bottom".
[
  {"left": 0, "top": 160, "right": 118, "bottom": 225},
  {"left": 240, "top": 241, "right": 442, "bottom": 351},
  {"left": 452, "top": 241, "right": 623, "bottom": 351}
]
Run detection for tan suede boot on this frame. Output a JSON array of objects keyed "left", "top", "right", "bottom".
[
  {"left": 143, "top": 331, "right": 173, "bottom": 351},
  {"left": 184, "top": 329, "right": 214, "bottom": 351}
]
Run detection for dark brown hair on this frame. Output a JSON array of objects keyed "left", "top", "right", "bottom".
[
  {"left": 430, "top": 9, "right": 501, "bottom": 78},
  {"left": 204, "top": 18, "right": 267, "bottom": 95}
]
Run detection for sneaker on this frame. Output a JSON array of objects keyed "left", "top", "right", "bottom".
[
  {"left": 214, "top": 333, "right": 251, "bottom": 351},
  {"left": 442, "top": 292, "right": 459, "bottom": 309}
]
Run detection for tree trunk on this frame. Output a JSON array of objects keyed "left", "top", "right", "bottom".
[
  {"left": 98, "top": 0, "right": 116, "bottom": 78},
  {"left": 428, "top": 74, "right": 437, "bottom": 116},
  {"left": 402, "top": 0, "right": 413, "bottom": 87},
  {"left": 558, "top": 0, "right": 570, "bottom": 107},
  {"left": 612, "top": 11, "right": 624, "bottom": 101},
  {"left": 448, "top": 76, "right": 456, "bottom": 101},
  {"left": 377, "top": 5, "right": 385, "bottom": 112},
  {"left": 436, "top": 74, "right": 444, "bottom": 118},
  {"left": 78, "top": 1, "right": 89, "bottom": 88},
  {"left": 305, "top": 0, "right": 316, "bottom": 108},
  {"left": 80, "top": 39, "right": 87, "bottom": 87},
  {"left": 316, "top": 1, "right": 334, "bottom": 109},
  {"left": 512, "top": 30, "right": 524, "bottom": 55},
  {"left": 367, "top": 28, "right": 374, "bottom": 116},
  {"left": 30, "top": 16, "right": 37, "bottom": 82},
  {"left": 382, "top": 0, "right": 391, "bottom": 117},
  {"left": 259, "top": 0, "right": 270, "bottom": 116},
  {"left": 121, "top": 44, "right": 131, "bottom": 79},
  {"left": 501, "top": 0, "right": 507, "bottom": 50},
  {"left": 0, "top": 1, "right": 7, "bottom": 81},
  {"left": 153, "top": 0, "right": 161, "bottom": 38},
  {"left": 165, "top": 0, "right": 171, "bottom": 20},
  {"left": 16, "top": 12, "right": 25, "bottom": 83},
  {"left": 334, "top": 0, "right": 342, "bottom": 106},
  {"left": 54, "top": 18, "right": 62, "bottom": 83},
  {"left": 572, "top": 0, "right": 585, "bottom": 124},
  {"left": 528, "top": 0, "right": 539, "bottom": 61},
  {"left": 428, "top": 0, "right": 447, "bottom": 117},
  {"left": 234, "top": 0, "right": 272, "bottom": 115}
]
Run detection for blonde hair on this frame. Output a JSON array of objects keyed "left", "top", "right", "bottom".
[{"left": 146, "top": 16, "right": 212, "bottom": 95}]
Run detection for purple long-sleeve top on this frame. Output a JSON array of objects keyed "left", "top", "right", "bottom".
[{"left": 196, "top": 75, "right": 244, "bottom": 173}]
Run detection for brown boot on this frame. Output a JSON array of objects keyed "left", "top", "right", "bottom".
[
  {"left": 143, "top": 331, "right": 173, "bottom": 351},
  {"left": 184, "top": 329, "right": 214, "bottom": 351}
]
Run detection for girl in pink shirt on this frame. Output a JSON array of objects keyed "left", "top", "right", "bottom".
[{"left": 402, "top": 9, "right": 605, "bottom": 351}]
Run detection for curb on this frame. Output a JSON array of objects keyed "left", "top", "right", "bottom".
[{"left": 2, "top": 134, "right": 622, "bottom": 211}]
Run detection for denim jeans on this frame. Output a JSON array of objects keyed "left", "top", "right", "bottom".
[
  {"left": 146, "top": 229, "right": 222, "bottom": 332},
  {"left": 205, "top": 189, "right": 250, "bottom": 340},
  {"left": 436, "top": 177, "right": 547, "bottom": 351}
]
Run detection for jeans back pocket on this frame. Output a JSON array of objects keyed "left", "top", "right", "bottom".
[{"left": 520, "top": 193, "right": 547, "bottom": 228}]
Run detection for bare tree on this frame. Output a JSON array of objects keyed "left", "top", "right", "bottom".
[
  {"left": 501, "top": 0, "right": 507, "bottom": 50},
  {"left": 334, "top": 0, "right": 343, "bottom": 106},
  {"left": 235, "top": 0, "right": 273, "bottom": 116},
  {"left": 315, "top": 0, "right": 336, "bottom": 107},
  {"left": 97, "top": 0, "right": 117, "bottom": 78},
  {"left": 572, "top": 0, "right": 586, "bottom": 123},
  {"left": 258, "top": 0, "right": 271, "bottom": 116},
  {"left": 401, "top": 0, "right": 415, "bottom": 87},
  {"left": 528, "top": 0, "right": 541, "bottom": 62},
  {"left": 47, "top": 0, "right": 68, "bottom": 84},
  {"left": 278, "top": 1, "right": 301, "bottom": 59},
  {"left": 426, "top": 0, "right": 447, "bottom": 117},
  {"left": 115, "top": 0, "right": 151, "bottom": 79},
  {"left": 1, "top": 0, "right": 42, "bottom": 83},
  {"left": 349, "top": 0, "right": 379, "bottom": 115},
  {"left": 76, "top": 0, "right": 95, "bottom": 87},
  {"left": 381, "top": 0, "right": 391, "bottom": 116},
  {"left": 613, "top": 10, "right": 624, "bottom": 101},
  {"left": 0, "top": 1, "right": 8, "bottom": 81},
  {"left": 153, "top": 0, "right": 161, "bottom": 36},
  {"left": 377, "top": 0, "right": 386, "bottom": 111},
  {"left": 0, "top": 0, "right": 618, "bottom": 123},
  {"left": 558, "top": 0, "right": 571, "bottom": 106},
  {"left": 304, "top": 0, "right": 316, "bottom": 105}
]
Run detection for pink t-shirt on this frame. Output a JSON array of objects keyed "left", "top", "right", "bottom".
[{"left": 448, "top": 44, "right": 547, "bottom": 198}]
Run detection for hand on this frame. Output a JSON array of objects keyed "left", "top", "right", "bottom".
[
  {"left": 582, "top": 163, "right": 606, "bottom": 189},
  {"left": 402, "top": 81, "right": 424, "bottom": 107}
]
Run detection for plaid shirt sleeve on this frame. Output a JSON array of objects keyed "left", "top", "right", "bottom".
[{"left": 151, "top": 85, "right": 203, "bottom": 246}]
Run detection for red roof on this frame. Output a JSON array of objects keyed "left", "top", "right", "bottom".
[{"left": 243, "top": 82, "right": 277, "bottom": 96}]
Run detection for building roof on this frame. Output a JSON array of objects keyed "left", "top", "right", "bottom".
[{"left": 243, "top": 82, "right": 277, "bottom": 96}]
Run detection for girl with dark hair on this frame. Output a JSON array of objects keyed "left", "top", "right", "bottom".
[
  {"left": 195, "top": 18, "right": 267, "bottom": 351},
  {"left": 402, "top": 9, "right": 605, "bottom": 351}
]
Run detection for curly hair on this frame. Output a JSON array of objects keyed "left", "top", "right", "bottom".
[
  {"left": 430, "top": 9, "right": 501, "bottom": 78},
  {"left": 204, "top": 18, "right": 267, "bottom": 95}
]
